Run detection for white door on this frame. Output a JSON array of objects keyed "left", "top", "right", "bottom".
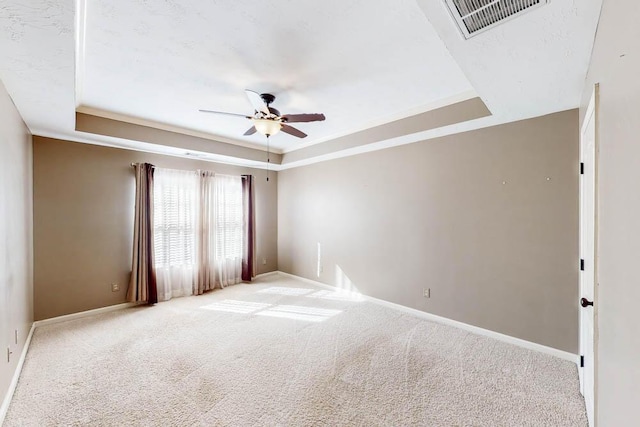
[{"left": 579, "top": 86, "right": 597, "bottom": 426}]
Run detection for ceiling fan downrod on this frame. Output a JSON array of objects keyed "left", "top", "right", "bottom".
[{"left": 260, "top": 93, "right": 276, "bottom": 106}]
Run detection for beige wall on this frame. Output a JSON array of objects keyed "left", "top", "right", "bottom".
[
  {"left": 279, "top": 109, "right": 579, "bottom": 353},
  {"left": 0, "top": 81, "right": 33, "bottom": 414},
  {"left": 580, "top": 0, "right": 640, "bottom": 424},
  {"left": 33, "top": 137, "right": 277, "bottom": 320}
]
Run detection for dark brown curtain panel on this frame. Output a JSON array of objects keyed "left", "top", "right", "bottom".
[
  {"left": 127, "top": 163, "right": 158, "bottom": 304},
  {"left": 241, "top": 175, "right": 256, "bottom": 281}
]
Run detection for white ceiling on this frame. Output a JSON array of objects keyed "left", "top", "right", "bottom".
[
  {"left": 80, "top": 0, "right": 474, "bottom": 152},
  {"left": 0, "top": 0, "right": 603, "bottom": 167},
  {"left": 415, "top": 0, "right": 603, "bottom": 121}
]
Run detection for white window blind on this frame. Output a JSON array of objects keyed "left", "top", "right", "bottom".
[
  {"left": 153, "top": 168, "right": 199, "bottom": 268},
  {"left": 214, "top": 174, "right": 243, "bottom": 260}
]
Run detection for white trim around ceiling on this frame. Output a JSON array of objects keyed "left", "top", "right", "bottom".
[
  {"left": 280, "top": 89, "right": 479, "bottom": 154},
  {"left": 33, "top": 128, "right": 280, "bottom": 171},
  {"left": 279, "top": 113, "right": 508, "bottom": 170},
  {"left": 75, "top": 106, "right": 283, "bottom": 154},
  {"left": 73, "top": 87, "right": 477, "bottom": 159}
]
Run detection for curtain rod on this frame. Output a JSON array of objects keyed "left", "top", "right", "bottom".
[{"left": 130, "top": 164, "right": 249, "bottom": 179}]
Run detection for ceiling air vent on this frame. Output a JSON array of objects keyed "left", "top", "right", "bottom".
[{"left": 444, "top": 0, "right": 548, "bottom": 39}]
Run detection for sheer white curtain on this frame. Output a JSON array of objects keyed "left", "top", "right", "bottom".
[
  {"left": 153, "top": 168, "right": 198, "bottom": 301},
  {"left": 196, "top": 171, "right": 215, "bottom": 295},
  {"left": 153, "top": 169, "right": 244, "bottom": 300},
  {"left": 213, "top": 174, "right": 244, "bottom": 287}
]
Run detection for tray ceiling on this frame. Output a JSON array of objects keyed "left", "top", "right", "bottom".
[
  {"left": 78, "top": 0, "right": 474, "bottom": 152},
  {"left": 0, "top": 0, "right": 603, "bottom": 168}
]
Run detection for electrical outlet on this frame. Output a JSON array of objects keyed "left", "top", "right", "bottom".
[
  {"left": 262, "top": 258, "right": 267, "bottom": 265},
  {"left": 111, "top": 283, "right": 120, "bottom": 292},
  {"left": 423, "top": 288, "right": 430, "bottom": 298}
]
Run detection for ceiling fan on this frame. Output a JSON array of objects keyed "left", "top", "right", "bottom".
[{"left": 199, "top": 90, "right": 325, "bottom": 138}]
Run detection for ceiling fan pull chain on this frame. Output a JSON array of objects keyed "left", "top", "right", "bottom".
[{"left": 266, "top": 135, "right": 270, "bottom": 182}]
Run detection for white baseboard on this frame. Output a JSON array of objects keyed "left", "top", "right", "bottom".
[
  {"left": 255, "top": 271, "right": 279, "bottom": 280},
  {"left": 33, "top": 302, "right": 138, "bottom": 328},
  {"left": 0, "top": 323, "right": 35, "bottom": 425},
  {"left": 276, "top": 271, "right": 578, "bottom": 364}
]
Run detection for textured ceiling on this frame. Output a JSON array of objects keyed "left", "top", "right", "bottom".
[
  {"left": 0, "top": 0, "right": 603, "bottom": 168},
  {"left": 415, "top": 0, "right": 603, "bottom": 121}
]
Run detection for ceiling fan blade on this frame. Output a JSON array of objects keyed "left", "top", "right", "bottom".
[
  {"left": 282, "top": 113, "right": 326, "bottom": 123},
  {"left": 199, "top": 109, "right": 250, "bottom": 119},
  {"left": 281, "top": 124, "right": 307, "bottom": 139},
  {"left": 243, "top": 126, "right": 257, "bottom": 136},
  {"left": 245, "top": 90, "right": 270, "bottom": 115}
]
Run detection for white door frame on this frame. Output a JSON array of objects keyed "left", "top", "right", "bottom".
[{"left": 579, "top": 84, "right": 598, "bottom": 426}]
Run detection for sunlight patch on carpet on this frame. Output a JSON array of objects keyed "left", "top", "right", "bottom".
[
  {"left": 200, "top": 300, "right": 271, "bottom": 314},
  {"left": 306, "top": 289, "right": 364, "bottom": 302},
  {"left": 255, "top": 304, "right": 342, "bottom": 322},
  {"left": 257, "top": 287, "right": 314, "bottom": 296}
]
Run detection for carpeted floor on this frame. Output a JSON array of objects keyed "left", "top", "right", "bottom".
[{"left": 5, "top": 274, "right": 587, "bottom": 426}]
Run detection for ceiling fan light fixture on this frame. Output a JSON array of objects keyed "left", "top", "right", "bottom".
[{"left": 252, "top": 118, "right": 281, "bottom": 136}]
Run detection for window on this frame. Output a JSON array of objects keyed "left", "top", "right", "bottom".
[{"left": 152, "top": 168, "right": 247, "bottom": 299}]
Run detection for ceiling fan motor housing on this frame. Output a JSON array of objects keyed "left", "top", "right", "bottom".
[{"left": 267, "top": 107, "right": 281, "bottom": 117}]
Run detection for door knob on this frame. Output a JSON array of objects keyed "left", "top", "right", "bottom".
[{"left": 581, "top": 297, "right": 594, "bottom": 307}]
